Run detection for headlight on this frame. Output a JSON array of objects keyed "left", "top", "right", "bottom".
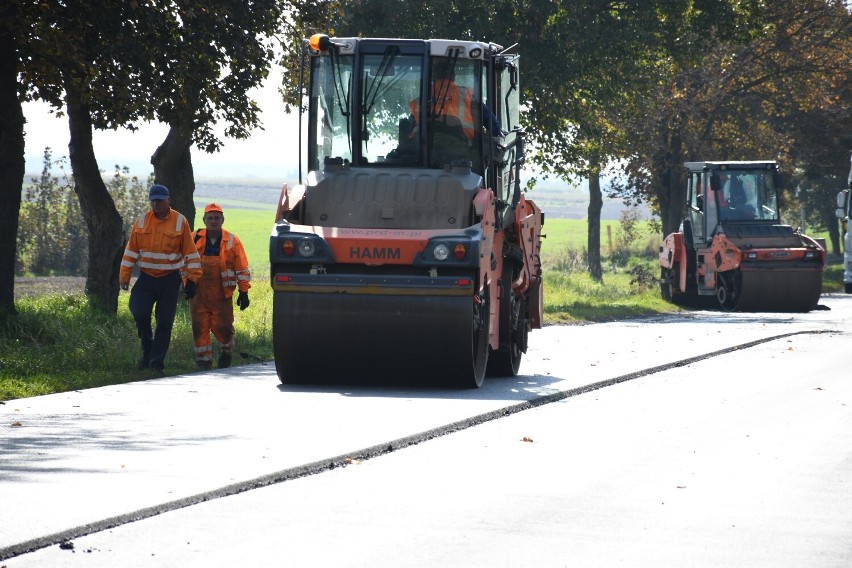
[
  {"left": 433, "top": 243, "right": 450, "bottom": 261},
  {"left": 298, "top": 239, "right": 316, "bottom": 257}
]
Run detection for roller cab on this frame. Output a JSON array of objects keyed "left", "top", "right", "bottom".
[
  {"left": 270, "top": 36, "right": 543, "bottom": 387},
  {"left": 660, "top": 161, "right": 825, "bottom": 312}
]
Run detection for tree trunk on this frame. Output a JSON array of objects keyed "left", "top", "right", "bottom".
[
  {"left": 151, "top": 125, "right": 196, "bottom": 229},
  {"left": 824, "top": 208, "right": 840, "bottom": 256},
  {"left": 587, "top": 164, "right": 603, "bottom": 282},
  {"left": 64, "top": 81, "right": 124, "bottom": 313},
  {"left": 0, "top": 7, "right": 25, "bottom": 318},
  {"left": 657, "top": 130, "right": 685, "bottom": 237}
]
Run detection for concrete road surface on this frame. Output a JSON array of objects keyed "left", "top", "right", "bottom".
[{"left": 2, "top": 295, "right": 851, "bottom": 567}]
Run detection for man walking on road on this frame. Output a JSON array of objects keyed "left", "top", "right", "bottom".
[
  {"left": 188, "top": 203, "right": 251, "bottom": 370},
  {"left": 120, "top": 184, "right": 202, "bottom": 374}
]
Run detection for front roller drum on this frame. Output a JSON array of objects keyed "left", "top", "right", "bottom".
[
  {"left": 272, "top": 290, "right": 489, "bottom": 388},
  {"left": 718, "top": 269, "right": 822, "bottom": 312}
]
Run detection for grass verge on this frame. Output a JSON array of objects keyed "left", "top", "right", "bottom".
[{"left": 0, "top": 277, "right": 275, "bottom": 401}]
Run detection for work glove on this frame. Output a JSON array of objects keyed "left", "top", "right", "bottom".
[
  {"left": 184, "top": 280, "right": 197, "bottom": 300},
  {"left": 237, "top": 291, "right": 250, "bottom": 311}
]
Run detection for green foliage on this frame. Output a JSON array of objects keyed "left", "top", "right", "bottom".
[
  {"left": 108, "top": 165, "right": 153, "bottom": 237},
  {"left": 542, "top": 267, "right": 673, "bottom": 324},
  {"left": 16, "top": 149, "right": 152, "bottom": 276},
  {"left": 618, "top": 0, "right": 852, "bottom": 235},
  {"left": 540, "top": 217, "right": 662, "bottom": 275},
  {"left": 16, "top": 149, "right": 88, "bottom": 275},
  {"left": 0, "top": 293, "right": 141, "bottom": 398},
  {"left": 823, "top": 262, "right": 843, "bottom": 294}
]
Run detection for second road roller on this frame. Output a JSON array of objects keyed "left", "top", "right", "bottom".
[
  {"left": 659, "top": 161, "right": 825, "bottom": 312},
  {"left": 269, "top": 35, "right": 544, "bottom": 387}
]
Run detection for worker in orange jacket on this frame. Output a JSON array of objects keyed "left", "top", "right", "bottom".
[
  {"left": 188, "top": 203, "right": 251, "bottom": 370},
  {"left": 409, "top": 59, "right": 476, "bottom": 141},
  {"left": 120, "top": 184, "right": 202, "bottom": 374}
]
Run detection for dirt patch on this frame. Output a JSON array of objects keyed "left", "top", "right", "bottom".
[{"left": 14, "top": 277, "right": 87, "bottom": 300}]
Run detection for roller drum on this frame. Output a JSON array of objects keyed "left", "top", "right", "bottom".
[
  {"left": 734, "top": 270, "right": 822, "bottom": 312},
  {"left": 273, "top": 291, "right": 487, "bottom": 386}
]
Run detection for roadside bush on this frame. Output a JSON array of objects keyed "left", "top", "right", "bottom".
[
  {"left": 545, "top": 246, "right": 588, "bottom": 272},
  {"left": 16, "top": 148, "right": 151, "bottom": 276}
]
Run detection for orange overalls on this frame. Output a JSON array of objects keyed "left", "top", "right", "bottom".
[
  {"left": 191, "top": 254, "right": 235, "bottom": 365},
  {"left": 188, "top": 229, "right": 250, "bottom": 366}
]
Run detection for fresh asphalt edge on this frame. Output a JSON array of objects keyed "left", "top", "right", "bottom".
[{"left": 0, "top": 328, "right": 836, "bottom": 561}]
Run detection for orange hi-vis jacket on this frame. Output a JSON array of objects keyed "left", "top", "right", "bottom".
[
  {"left": 190, "top": 228, "right": 251, "bottom": 298},
  {"left": 409, "top": 79, "right": 475, "bottom": 140},
  {"left": 119, "top": 209, "right": 202, "bottom": 285}
]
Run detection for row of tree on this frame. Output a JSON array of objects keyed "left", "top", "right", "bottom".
[
  {"left": 2, "top": 0, "right": 850, "bottom": 318},
  {"left": 285, "top": 0, "right": 850, "bottom": 279}
]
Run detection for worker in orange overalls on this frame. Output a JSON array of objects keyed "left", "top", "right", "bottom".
[
  {"left": 120, "top": 184, "right": 202, "bottom": 374},
  {"left": 187, "top": 203, "right": 251, "bottom": 370}
]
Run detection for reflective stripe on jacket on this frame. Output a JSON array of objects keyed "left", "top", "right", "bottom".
[
  {"left": 191, "top": 228, "right": 251, "bottom": 298},
  {"left": 119, "top": 209, "right": 202, "bottom": 284}
]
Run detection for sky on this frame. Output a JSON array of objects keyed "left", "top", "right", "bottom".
[{"left": 22, "top": 67, "right": 300, "bottom": 182}]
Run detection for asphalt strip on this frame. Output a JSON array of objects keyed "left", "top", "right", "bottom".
[{"left": 0, "top": 328, "right": 836, "bottom": 561}]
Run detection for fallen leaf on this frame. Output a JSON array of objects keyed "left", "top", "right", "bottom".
[
  {"left": 10, "top": 422, "right": 22, "bottom": 427},
  {"left": 521, "top": 436, "right": 534, "bottom": 443}
]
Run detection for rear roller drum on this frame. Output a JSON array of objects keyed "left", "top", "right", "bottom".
[
  {"left": 661, "top": 265, "right": 691, "bottom": 306},
  {"left": 717, "top": 271, "right": 742, "bottom": 311},
  {"left": 487, "top": 267, "right": 525, "bottom": 377},
  {"left": 660, "top": 266, "right": 674, "bottom": 303},
  {"left": 463, "top": 286, "right": 490, "bottom": 388}
]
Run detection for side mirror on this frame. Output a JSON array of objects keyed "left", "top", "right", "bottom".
[
  {"left": 773, "top": 172, "right": 784, "bottom": 190},
  {"left": 836, "top": 207, "right": 846, "bottom": 220},
  {"left": 836, "top": 189, "right": 848, "bottom": 209}
]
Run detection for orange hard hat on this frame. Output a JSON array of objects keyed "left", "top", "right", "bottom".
[{"left": 204, "top": 203, "right": 224, "bottom": 214}]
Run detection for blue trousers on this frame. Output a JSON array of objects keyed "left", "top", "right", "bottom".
[{"left": 129, "top": 271, "right": 182, "bottom": 370}]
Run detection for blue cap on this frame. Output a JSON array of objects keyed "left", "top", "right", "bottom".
[{"left": 149, "top": 184, "right": 170, "bottom": 201}]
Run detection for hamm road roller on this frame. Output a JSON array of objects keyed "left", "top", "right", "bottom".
[
  {"left": 659, "top": 161, "right": 825, "bottom": 311},
  {"left": 269, "top": 35, "right": 544, "bottom": 387}
]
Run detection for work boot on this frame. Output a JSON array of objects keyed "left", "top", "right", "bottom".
[
  {"left": 150, "top": 362, "right": 165, "bottom": 377},
  {"left": 217, "top": 352, "right": 232, "bottom": 369},
  {"left": 197, "top": 361, "right": 212, "bottom": 371}
]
